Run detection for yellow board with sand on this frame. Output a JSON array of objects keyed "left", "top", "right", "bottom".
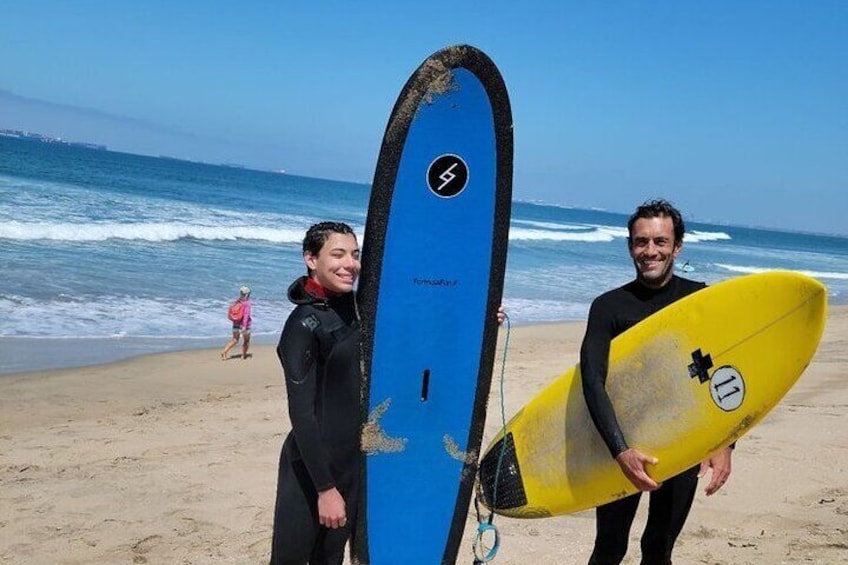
[{"left": 477, "top": 272, "right": 827, "bottom": 518}]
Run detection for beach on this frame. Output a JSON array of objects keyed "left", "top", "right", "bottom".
[{"left": 1, "top": 308, "right": 846, "bottom": 564}]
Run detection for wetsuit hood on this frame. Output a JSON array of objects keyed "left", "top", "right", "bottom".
[
  {"left": 287, "top": 275, "right": 355, "bottom": 308},
  {"left": 287, "top": 276, "right": 325, "bottom": 306}
]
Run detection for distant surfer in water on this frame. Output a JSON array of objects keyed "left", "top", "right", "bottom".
[
  {"left": 271, "top": 222, "right": 362, "bottom": 565},
  {"left": 677, "top": 259, "right": 694, "bottom": 273},
  {"left": 579, "top": 199, "right": 734, "bottom": 564}
]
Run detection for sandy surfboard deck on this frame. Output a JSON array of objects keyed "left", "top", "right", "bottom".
[{"left": 354, "top": 45, "right": 513, "bottom": 563}]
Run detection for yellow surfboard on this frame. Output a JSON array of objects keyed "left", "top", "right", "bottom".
[{"left": 477, "top": 272, "right": 827, "bottom": 518}]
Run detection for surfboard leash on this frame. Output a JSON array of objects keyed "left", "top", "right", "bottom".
[{"left": 472, "top": 311, "right": 511, "bottom": 563}]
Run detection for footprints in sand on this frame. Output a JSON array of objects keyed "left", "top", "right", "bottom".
[
  {"left": 110, "top": 455, "right": 143, "bottom": 468},
  {"left": 122, "top": 510, "right": 259, "bottom": 563},
  {"left": 768, "top": 487, "right": 848, "bottom": 561},
  {"left": 1, "top": 463, "right": 42, "bottom": 475},
  {"left": 129, "top": 534, "right": 162, "bottom": 563},
  {"left": 677, "top": 486, "right": 848, "bottom": 562},
  {"left": 798, "top": 485, "right": 847, "bottom": 513}
]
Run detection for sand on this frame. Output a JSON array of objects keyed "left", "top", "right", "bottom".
[{"left": 1, "top": 307, "right": 846, "bottom": 564}]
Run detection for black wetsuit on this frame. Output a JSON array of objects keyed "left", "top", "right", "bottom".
[
  {"left": 270, "top": 277, "right": 361, "bottom": 565},
  {"left": 580, "top": 275, "right": 705, "bottom": 565}
]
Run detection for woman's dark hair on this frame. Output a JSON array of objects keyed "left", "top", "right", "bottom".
[{"left": 302, "top": 221, "right": 356, "bottom": 258}]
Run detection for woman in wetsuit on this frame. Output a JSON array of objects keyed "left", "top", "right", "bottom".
[{"left": 271, "top": 222, "right": 361, "bottom": 565}]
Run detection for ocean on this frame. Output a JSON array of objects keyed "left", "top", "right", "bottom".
[{"left": 2, "top": 136, "right": 846, "bottom": 374}]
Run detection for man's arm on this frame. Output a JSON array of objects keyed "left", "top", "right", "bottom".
[
  {"left": 580, "top": 298, "right": 628, "bottom": 457},
  {"left": 580, "top": 298, "right": 658, "bottom": 491}
]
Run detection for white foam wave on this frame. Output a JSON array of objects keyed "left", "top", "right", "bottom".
[
  {"left": 0, "top": 221, "right": 307, "bottom": 243},
  {"left": 510, "top": 225, "right": 628, "bottom": 242},
  {"left": 0, "top": 293, "right": 293, "bottom": 339},
  {"left": 513, "top": 219, "right": 588, "bottom": 231},
  {"left": 686, "top": 230, "right": 732, "bottom": 243},
  {"left": 514, "top": 199, "right": 599, "bottom": 212},
  {"left": 714, "top": 264, "right": 848, "bottom": 280},
  {"left": 503, "top": 298, "right": 590, "bottom": 323},
  {"left": 509, "top": 223, "right": 731, "bottom": 245}
]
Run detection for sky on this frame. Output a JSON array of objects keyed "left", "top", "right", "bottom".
[{"left": 1, "top": 1, "right": 846, "bottom": 235}]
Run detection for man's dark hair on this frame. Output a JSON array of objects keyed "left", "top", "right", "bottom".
[
  {"left": 302, "top": 221, "right": 356, "bottom": 258},
  {"left": 627, "top": 199, "right": 685, "bottom": 244}
]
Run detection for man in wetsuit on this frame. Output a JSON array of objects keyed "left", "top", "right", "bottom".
[
  {"left": 579, "top": 199, "right": 734, "bottom": 565},
  {"left": 271, "top": 222, "right": 361, "bottom": 565}
]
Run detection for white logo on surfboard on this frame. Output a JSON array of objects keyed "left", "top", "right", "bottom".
[
  {"left": 427, "top": 154, "right": 468, "bottom": 198},
  {"left": 709, "top": 365, "right": 745, "bottom": 411}
]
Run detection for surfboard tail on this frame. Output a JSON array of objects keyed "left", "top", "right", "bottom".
[{"left": 477, "top": 432, "right": 528, "bottom": 512}]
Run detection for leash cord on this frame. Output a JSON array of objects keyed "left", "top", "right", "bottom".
[{"left": 473, "top": 312, "right": 511, "bottom": 563}]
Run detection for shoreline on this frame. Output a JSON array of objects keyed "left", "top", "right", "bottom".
[
  {"left": 4, "top": 291, "right": 847, "bottom": 377},
  {"left": 0, "top": 319, "right": 571, "bottom": 377},
  {"left": 0, "top": 333, "right": 281, "bottom": 377},
  {"left": 1, "top": 307, "right": 846, "bottom": 563}
]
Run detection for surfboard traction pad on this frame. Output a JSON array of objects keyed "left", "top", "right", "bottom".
[
  {"left": 353, "top": 44, "right": 513, "bottom": 564},
  {"left": 477, "top": 432, "right": 528, "bottom": 509}
]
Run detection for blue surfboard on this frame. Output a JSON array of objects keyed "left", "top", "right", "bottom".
[{"left": 354, "top": 45, "right": 513, "bottom": 564}]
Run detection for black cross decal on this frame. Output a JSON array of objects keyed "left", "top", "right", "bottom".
[{"left": 688, "top": 349, "right": 713, "bottom": 384}]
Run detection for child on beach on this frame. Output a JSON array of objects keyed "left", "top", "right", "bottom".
[{"left": 220, "top": 285, "right": 252, "bottom": 360}]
